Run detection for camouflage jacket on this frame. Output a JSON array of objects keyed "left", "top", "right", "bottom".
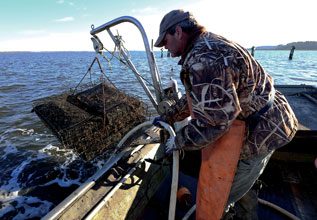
[{"left": 168, "top": 31, "right": 298, "bottom": 160}]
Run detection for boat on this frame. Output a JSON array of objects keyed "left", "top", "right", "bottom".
[{"left": 36, "top": 16, "right": 317, "bottom": 220}]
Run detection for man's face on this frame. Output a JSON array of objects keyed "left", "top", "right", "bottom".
[{"left": 163, "top": 29, "right": 183, "bottom": 57}]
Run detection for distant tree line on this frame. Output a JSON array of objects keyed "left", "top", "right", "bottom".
[{"left": 254, "top": 41, "right": 317, "bottom": 50}]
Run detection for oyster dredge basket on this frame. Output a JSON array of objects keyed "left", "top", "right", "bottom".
[
  {"left": 33, "top": 82, "right": 148, "bottom": 160},
  {"left": 33, "top": 16, "right": 165, "bottom": 161}
]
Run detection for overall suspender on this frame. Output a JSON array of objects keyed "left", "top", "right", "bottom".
[{"left": 246, "top": 88, "right": 276, "bottom": 131}]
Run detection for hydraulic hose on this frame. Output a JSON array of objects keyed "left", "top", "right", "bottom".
[
  {"left": 85, "top": 120, "right": 178, "bottom": 220},
  {"left": 258, "top": 198, "right": 300, "bottom": 220},
  {"left": 182, "top": 199, "right": 301, "bottom": 220},
  {"left": 116, "top": 121, "right": 154, "bottom": 150},
  {"left": 43, "top": 121, "right": 154, "bottom": 220},
  {"left": 157, "top": 121, "right": 179, "bottom": 220}
]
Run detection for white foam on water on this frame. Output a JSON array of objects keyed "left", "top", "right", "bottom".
[
  {"left": 0, "top": 129, "right": 96, "bottom": 219},
  {"left": 0, "top": 150, "right": 52, "bottom": 219},
  {"left": 0, "top": 142, "right": 52, "bottom": 204},
  {"left": 1, "top": 128, "right": 34, "bottom": 136},
  {"left": 0, "top": 143, "right": 81, "bottom": 218},
  {"left": 0, "top": 202, "right": 15, "bottom": 219},
  {"left": 42, "top": 174, "right": 81, "bottom": 188},
  {"left": 20, "top": 128, "right": 34, "bottom": 136},
  {"left": 2, "top": 143, "right": 80, "bottom": 192},
  {"left": 0, "top": 128, "right": 39, "bottom": 156},
  {"left": 38, "top": 143, "right": 57, "bottom": 152},
  {"left": 13, "top": 196, "right": 53, "bottom": 220},
  {"left": 39, "top": 144, "right": 79, "bottom": 163},
  {"left": 1, "top": 127, "right": 53, "bottom": 144},
  {"left": 2, "top": 141, "right": 18, "bottom": 155},
  {"left": 0, "top": 152, "right": 48, "bottom": 196},
  {"left": 0, "top": 140, "right": 19, "bottom": 162},
  {"left": 94, "top": 160, "right": 106, "bottom": 169},
  {"left": 39, "top": 144, "right": 82, "bottom": 187},
  {"left": 0, "top": 195, "right": 53, "bottom": 220},
  {"left": 0, "top": 190, "right": 19, "bottom": 202}
]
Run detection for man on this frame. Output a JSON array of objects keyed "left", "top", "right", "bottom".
[{"left": 154, "top": 9, "right": 298, "bottom": 219}]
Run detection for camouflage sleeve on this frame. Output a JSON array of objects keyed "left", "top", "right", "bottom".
[{"left": 175, "top": 57, "right": 242, "bottom": 150}]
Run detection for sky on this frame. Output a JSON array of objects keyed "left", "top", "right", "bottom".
[{"left": 0, "top": 0, "right": 316, "bottom": 51}]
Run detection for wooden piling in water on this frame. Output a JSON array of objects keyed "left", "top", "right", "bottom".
[
  {"left": 161, "top": 48, "right": 163, "bottom": 58},
  {"left": 289, "top": 46, "right": 295, "bottom": 60},
  {"left": 251, "top": 46, "right": 255, "bottom": 56}
]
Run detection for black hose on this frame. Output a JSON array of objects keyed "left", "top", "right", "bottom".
[{"left": 258, "top": 198, "right": 300, "bottom": 220}]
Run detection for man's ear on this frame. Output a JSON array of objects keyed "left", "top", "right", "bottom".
[{"left": 175, "top": 25, "right": 183, "bottom": 40}]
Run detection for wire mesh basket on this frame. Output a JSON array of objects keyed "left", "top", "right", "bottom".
[{"left": 33, "top": 82, "right": 149, "bottom": 160}]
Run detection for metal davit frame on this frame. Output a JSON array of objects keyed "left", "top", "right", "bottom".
[
  {"left": 90, "top": 16, "right": 163, "bottom": 113},
  {"left": 42, "top": 16, "right": 167, "bottom": 220}
]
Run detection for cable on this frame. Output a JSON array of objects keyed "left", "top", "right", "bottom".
[
  {"left": 182, "top": 204, "right": 196, "bottom": 220},
  {"left": 258, "top": 198, "right": 300, "bottom": 220},
  {"left": 180, "top": 198, "right": 301, "bottom": 220}
]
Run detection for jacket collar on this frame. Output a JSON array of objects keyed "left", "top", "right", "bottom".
[{"left": 178, "top": 30, "right": 206, "bottom": 65}]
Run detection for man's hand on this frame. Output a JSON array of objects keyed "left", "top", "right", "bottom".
[
  {"left": 152, "top": 116, "right": 165, "bottom": 128},
  {"left": 152, "top": 116, "right": 166, "bottom": 128},
  {"left": 152, "top": 116, "right": 180, "bottom": 155},
  {"left": 165, "top": 136, "right": 179, "bottom": 155}
]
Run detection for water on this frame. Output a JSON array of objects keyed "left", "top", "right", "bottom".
[
  {"left": 254, "top": 51, "right": 317, "bottom": 84},
  {"left": 0, "top": 50, "right": 316, "bottom": 219}
]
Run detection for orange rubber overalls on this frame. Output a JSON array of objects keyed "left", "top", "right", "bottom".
[{"left": 185, "top": 93, "right": 245, "bottom": 220}]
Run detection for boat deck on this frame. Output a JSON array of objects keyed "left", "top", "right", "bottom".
[
  {"left": 259, "top": 157, "right": 317, "bottom": 220},
  {"left": 276, "top": 84, "right": 317, "bottom": 132}
]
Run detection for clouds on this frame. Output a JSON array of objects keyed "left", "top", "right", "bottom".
[
  {"left": 130, "top": 6, "right": 159, "bottom": 15},
  {"left": 1, "top": 0, "right": 316, "bottom": 51},
  {"left": 19, "top": 30, "right": 46, "bottom": 36},
  {"left": 53, "top": 16, "right": 74, "bottom": 22},
  {"left": 56, "top": 0, "right": 74, "bottom": 6},
  {"left": 0, "top": 32, "right": 92, "bottom": 52},
  {"left": 54, "top": 0, "right": 75, "bottom": 23}
]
